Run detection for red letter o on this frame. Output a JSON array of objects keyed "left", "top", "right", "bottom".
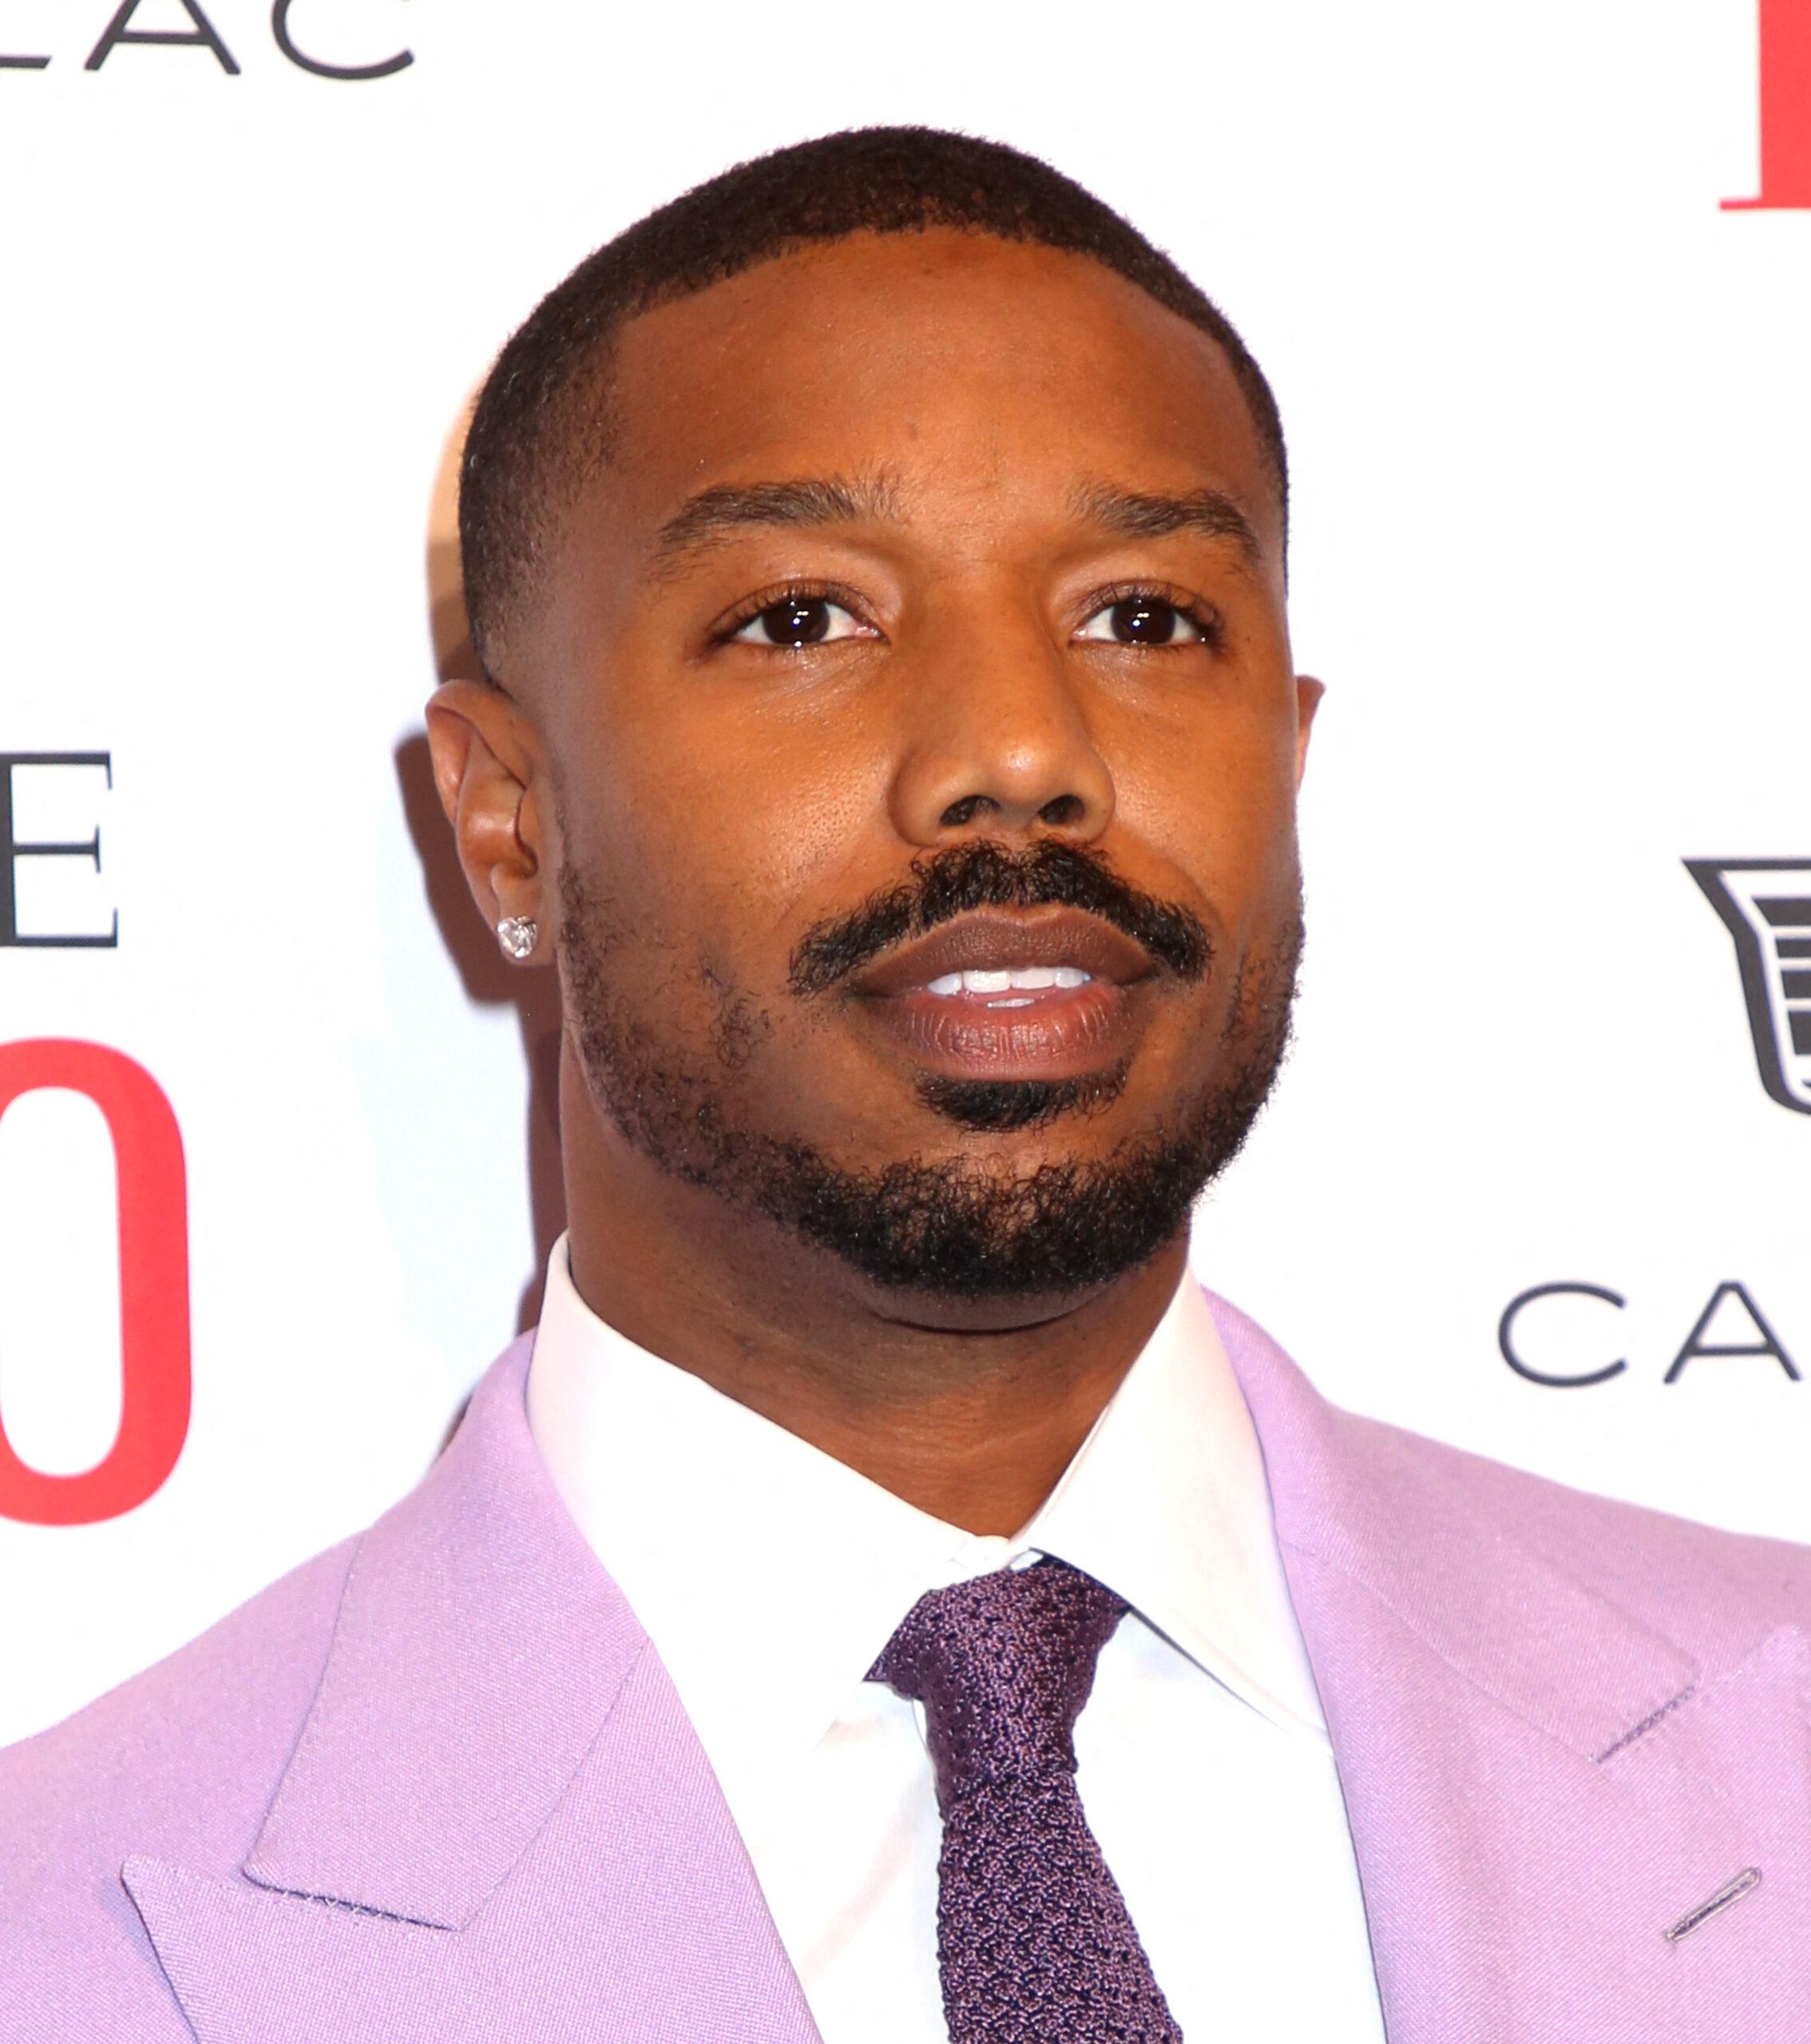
[{"left": 0, "top": 1040, "right": 190, "bottom": 1524}]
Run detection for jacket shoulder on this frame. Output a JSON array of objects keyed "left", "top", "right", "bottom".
[
  {"left": 1357, "top": 1406, "right": 1811, "bottom": 1661},
  {"left": 1208, "top": 1286, "right": 1811, "bottom": 1670}
]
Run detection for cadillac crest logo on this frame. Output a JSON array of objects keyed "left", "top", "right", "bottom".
[{"left": 1687, "top": 859, "right": 1811, "bottom": 1115}]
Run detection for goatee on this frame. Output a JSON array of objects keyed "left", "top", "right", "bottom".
[{"left": 559, "top": 843, "right": 1302, "bottom": 1303}]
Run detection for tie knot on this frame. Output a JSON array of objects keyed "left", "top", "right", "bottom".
[{"left": 870, "top": 1558, "right": 1127, "bottom": 1799}]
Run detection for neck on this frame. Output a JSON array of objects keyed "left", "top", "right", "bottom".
[{"left": 558, "top": 1057, "right": 1190, "bottom": 1537}]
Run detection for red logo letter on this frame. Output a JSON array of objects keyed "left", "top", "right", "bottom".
[
  {"left": 1726, "top": 0, "right": 1811, "bottom": 208},
  {"left": 0, "top": 1040, "right": 191, "bottom": 1524}
]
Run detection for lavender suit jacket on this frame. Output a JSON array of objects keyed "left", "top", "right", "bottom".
[{"left": 6, "top": 1289, "right": 1810, "bottom": 2041}]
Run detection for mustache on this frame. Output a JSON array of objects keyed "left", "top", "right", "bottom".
[{"left": 787, "top": 840, "right": 1212, "bottom": 997}]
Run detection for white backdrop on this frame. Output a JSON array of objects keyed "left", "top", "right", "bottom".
[{"left": 2, "top": 0, "right": 1807, "bottom": 1745}]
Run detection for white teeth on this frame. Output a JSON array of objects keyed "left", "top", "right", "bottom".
[{"left": 921, "top": 965, "right": 1096, "bottom": 996}]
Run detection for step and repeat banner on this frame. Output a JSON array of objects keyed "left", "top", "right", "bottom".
[{"left": 2, "top": 0, "right": 1807, "bottom": 1744}]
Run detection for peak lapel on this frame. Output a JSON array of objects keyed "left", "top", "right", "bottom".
[
  {"left": 1208, "top": 1289, "right": 1811, "bottom": 2042},
  {"left": 125, "top": 1336, "right": 820, "bottom": 2044}
]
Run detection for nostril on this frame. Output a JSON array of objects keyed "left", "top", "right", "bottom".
[
  {"left": 933, "top": 790, "right": 1092, "bottom": 834},
  {"left": 940, "top": 794, "right": 994, "bottom": 829}
]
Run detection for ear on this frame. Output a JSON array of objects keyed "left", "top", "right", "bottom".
[
  {"left": 1293, "top": 675, "right": 1325, "bottom": 788},
  {"left": 423, "top": 679, "right": 557, "bottom": 961}
]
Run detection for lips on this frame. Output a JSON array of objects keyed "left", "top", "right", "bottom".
[
  {"left": 850, "top": 908, "right": 1160, "bottom": 1084},
  {"left": 853, "top": 909, "right": 1156, "bottom": 1000}
]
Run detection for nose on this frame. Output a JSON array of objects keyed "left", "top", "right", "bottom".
[{"left": 887, "top": 614, "right": 1116, "bottom": 850}]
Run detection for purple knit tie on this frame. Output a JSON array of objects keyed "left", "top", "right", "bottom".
[{"left": 870, "top": 1557, "right": 1183, "bottom": 2044}]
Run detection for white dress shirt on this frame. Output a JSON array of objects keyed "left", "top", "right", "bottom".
[{"left": 527, "top": 1238, "right": 1385, "bottom": 2042}]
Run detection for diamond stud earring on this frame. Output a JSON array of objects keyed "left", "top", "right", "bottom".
[{"left": 496, "top": 916, "right": 538, "bottom": 961}]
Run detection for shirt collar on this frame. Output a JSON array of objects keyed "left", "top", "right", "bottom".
[
  {"left": 1020, "top": 1271, "right": 1326, "bottom": 1739},
  {"left": 526, "top": 1236, "right": 1326, "bottom": 1854}
]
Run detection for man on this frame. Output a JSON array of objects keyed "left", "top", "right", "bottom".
[{"left": 3, "top": 125, "right": 1807, "bottom": 2043}]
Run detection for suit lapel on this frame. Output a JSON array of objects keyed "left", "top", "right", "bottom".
[
  {"left": 123, "top": 1336, "right": 820, "bottom": 2044},
  {"left": 1209, "top": 1289, "right": 1811, "bottom": 2042}
]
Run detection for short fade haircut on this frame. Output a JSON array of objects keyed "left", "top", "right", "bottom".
[{"left": 459, "top": 125, "right": 1286, "bottom": 681}]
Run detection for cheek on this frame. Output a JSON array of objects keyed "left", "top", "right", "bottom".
[
  {"left": 1110, "top": 698, "right": 1303, "bottom": 916},
  {"left": 556, "top": 680, "right": 887, "bottom": 971}
]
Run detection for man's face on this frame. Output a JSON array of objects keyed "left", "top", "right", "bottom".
[{"left": 512, "top": 228, "right": 1317, "bottom": 1314}]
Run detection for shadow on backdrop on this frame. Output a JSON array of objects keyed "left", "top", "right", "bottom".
[{"left": 396, "top": 406, "right": 565, "bottom": 1344}]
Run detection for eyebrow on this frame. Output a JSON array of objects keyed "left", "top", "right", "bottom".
[
  {"left": 649, "top": 473, "right": 900, "bottom": 574},
  {"left": 1068, "top": 481, "right": 1262, "bottom": 568},
  {"left": 646, "top": 469, "right": 1265, "bottom": 576}
]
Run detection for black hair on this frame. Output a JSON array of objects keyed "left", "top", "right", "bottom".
[{"left": 458, "top": 125, "right": 1286, "bottom": 679}]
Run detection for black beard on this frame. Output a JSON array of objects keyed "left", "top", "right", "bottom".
[{"left": 558, "top": 856, "right": 1301, "bottom": 1304}]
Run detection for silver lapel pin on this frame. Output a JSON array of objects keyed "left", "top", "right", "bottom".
[{"left": 1664, "top": 1868, "right": 1762, "bottom": 1945}]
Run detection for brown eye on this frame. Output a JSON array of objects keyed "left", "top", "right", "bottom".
[
  {"left": 731, "top": 596, "right": 868, "bottom": 647},
  {"left": 1076, "top": 596, "right": 1204, "bottom": 646}
]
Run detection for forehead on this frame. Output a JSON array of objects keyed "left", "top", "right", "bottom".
[{"left": 587, "top": 228, "right": 1279, "bottom": 564}]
